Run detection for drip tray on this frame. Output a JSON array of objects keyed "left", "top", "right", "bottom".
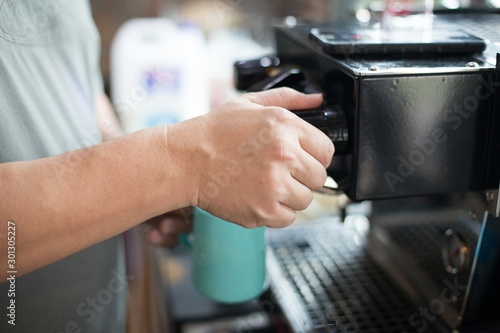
[{"left": 266, "top": 217, "right": 448, "bottom": 333}]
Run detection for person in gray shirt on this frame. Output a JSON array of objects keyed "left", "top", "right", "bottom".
[{"left": 0, "top": 0, "right": 333, "bottom": 332}]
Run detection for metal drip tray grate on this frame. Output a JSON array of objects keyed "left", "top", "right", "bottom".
[{"left": 267, "top": 218, "right": 442, "bottom": 333}]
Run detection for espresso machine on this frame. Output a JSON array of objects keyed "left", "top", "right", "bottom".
[{"left": 235, "top": 11, "right": 500, "bottom": 333}]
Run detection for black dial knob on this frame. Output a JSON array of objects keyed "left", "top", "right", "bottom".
[{"left": 293, "top": 106, "right": 350, "bottom": 155}]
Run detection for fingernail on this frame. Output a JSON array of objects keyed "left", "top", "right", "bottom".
[{"left": 309, "top": 93, "right": 323, "bottom": 99}]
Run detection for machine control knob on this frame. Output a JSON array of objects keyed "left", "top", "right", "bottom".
[
  {"left": 292, "top": 106, "right": 350, "bottom": 155},
  {"left": 442, "top": 229, "right": 470, "bottom": 274}
]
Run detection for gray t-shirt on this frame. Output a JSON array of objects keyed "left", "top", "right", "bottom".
[{"left": 0, "top": 1, "right": 126, "bottom": 332}]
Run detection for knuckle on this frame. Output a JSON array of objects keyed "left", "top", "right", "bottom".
[
  {"left": 240, "top": 221, "right": 260, "bottom": 229},
  {"left": 281, "top": 211, "right": 296, "bottom": 227},
  {"left": 274, "top": 87, "right": 296, "bottom": 100},
  {"left": 266, "top": 172, "right": 285, "bottom": 193},
  {"left": 240, "top": 92, "right": 259, "bottom": 104},
  {"left": 255, "top": 109, "right": 286, "bottom": 140},
  {"left": 252, "top": 205, "right": 274, "bottom": 227},
  {"left": 297, "top": 191, "right": 314, "bottom": 211},
  {"left": 268, "top": 209, "right": 294, "bottom": 228},
  {"left": 269, "top": 141, "right": 295, "bottom": 162},
  {"left": 313, "top": 167, "right": 328, "bottom": 191},
  {"left": 262, "top": 203, "right": 296, "bottom": 228},
  {"left": 266, "top": 106, "right": 291, "bottom": 123}
]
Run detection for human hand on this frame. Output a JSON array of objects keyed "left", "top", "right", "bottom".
[
  {"left": 171, "top": 87, "right": 334, "bottom": 229},
  {"left": 146, "top": 208, "right": 192, "bottom": 247}
]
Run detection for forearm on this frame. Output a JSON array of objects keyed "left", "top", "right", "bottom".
[
  {"left": 0, "top": 123, "right": 198, "bottom": 278},
  {"left": 94, "top": 92, "right": 123, "bottom": 141}
]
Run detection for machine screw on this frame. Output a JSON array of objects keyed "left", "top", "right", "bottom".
[
  {"left": 368, "top": 65, "right": 379, "bottom": 71},
  {"left": 467, "top": 61, "right": 479, "bottom": 68},
  {"left": 468, "top": 210, "right": 477, "bottom": 220}
]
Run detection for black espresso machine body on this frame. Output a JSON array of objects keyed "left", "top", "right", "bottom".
[
  {"left": 236, "top": 13, "right": 500, "bottom": 333},
  {"left": 273, "top": 23, "right": 499, "bottom": 202}
]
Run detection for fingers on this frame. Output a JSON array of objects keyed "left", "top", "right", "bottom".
[
  {"left": 290, "top": 149, "right": 328, "bottom": 191},
  {"left": 280, "top": 176, "right": 315, "bottom": 211},
  {"left": 295, "top": 119, "right": 335, "bottom": 169},
  {"left": 243, "top": 87, "right": 323, "bottom": 111},
  {"left": 147, "top": 213, "right": 192, "bottom": 247},
  {"left": 145, "top": 207, "right": 193, "bottom": 226},
  {"left": 147, "top": 229, "right": 180, "bottom": 248},
  {"left": 245, "top": 88, "right": 334, "bottom": 168},
  {"left": 267, "top": 108, "right": 334, "bottom": 170},
  {"left": 264, "top": 180, "right": 313, "bottom": 229},
  {"left": 157, "top": 216, "right": 192, "bottom": 234},
  {"left": 267, "top": 204, "right": 297, "bottom": 228}
]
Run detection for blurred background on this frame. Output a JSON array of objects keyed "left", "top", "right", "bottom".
[
  {"left": 91, "top": 0, "right": 331, "bottom": 92},
  {"left": 90, "top": 0, "right": 498, "bottom": 90}
]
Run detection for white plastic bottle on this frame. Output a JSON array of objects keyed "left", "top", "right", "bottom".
[{"left": 110, "top": 18, "right": 209, "bottom": 134}]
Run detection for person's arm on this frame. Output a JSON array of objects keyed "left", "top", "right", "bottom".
[
  {"left": 93, "top": 92, "right": 194, "bottom": 246},
  {"left": 0, "top": 88, "right": 334, "bottom": 279},
  {"left": 94, "top": 92, "right": 123, "bottom": 141}
]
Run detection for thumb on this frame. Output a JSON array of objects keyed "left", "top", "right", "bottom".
[{"left": 243, "top": 87, "right": 323, "bottom": 110}]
